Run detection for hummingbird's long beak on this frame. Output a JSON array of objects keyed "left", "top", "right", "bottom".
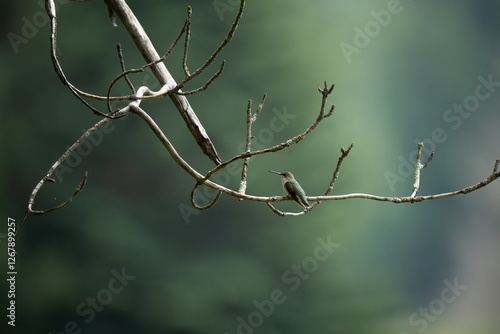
[{"left": 269, "top": 170, "right": 281, "bottom": 175}]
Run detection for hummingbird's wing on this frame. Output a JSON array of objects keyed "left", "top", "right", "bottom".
[{"left": 284, "top": 181, "right": 308, "bottom": 208}]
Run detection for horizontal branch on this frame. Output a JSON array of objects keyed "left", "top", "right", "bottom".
[
  {"left": 310, "top": 169, "right": 500, "bottom": 203},
  {"left": 130, "top": 102, "right": 500, "bottom": 208}
]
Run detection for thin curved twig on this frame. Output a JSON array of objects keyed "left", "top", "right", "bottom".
[
  {"left": 174, "top": 60, "right": 226, "bottom": 96},
  {"left": 169, "top": 0, "right": 246, "bottom": 93},
  {"left": 116, "top": 44, "right": 135, "bottom": 93},
  {"left": 190, "top": 182, "right": 222, "bottom": 210},
  {"left": 15, "top": 172, "right": 87, "bottom": 234},
  {"left": 14, "top": 111, "right": 126, "bottom": 234},
  {"left": 46, "top": 0, "right": 124, "bottom": 118}
]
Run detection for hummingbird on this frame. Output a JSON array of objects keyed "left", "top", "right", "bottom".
[{"left": 269, "top": 171, "right": 310, "bottom": 209}]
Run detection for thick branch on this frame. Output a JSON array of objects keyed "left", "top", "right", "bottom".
[{"left": 103, "top": 0, "right": 222, "bottom": 165}]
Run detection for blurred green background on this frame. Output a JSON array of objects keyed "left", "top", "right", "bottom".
[{"left": 1, "top": 0, "right": 500, "bottom": 333}]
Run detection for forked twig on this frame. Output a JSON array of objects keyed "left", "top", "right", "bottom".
[
  {"left": 410, "top": 142, "right": 434, "bottom": 198},
  {"left": 15, "top": 113, "right": 125, "bottom": 234}
]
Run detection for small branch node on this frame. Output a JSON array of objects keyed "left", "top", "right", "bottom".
[{"left": 237, "top": 180, "right": 247, "bottom": 196}]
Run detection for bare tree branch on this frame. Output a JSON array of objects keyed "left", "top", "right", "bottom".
[{"left": 17, "top": 0, "right": 499, "bottom": 233}]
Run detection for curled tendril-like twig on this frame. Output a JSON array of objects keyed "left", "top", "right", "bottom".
[
  {"left": 15, "top": 172, "right": 88, "bottom": 235},
  {"left": 14, "top": 113, "right": 126, "bottom": 234},
  {"left": 191, "top": 182, "right": 222, "bottom": 210}
]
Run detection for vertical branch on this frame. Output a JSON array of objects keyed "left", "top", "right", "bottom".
[
  {"left": 116, "top": 43, "right": 135, "bottom": 93},
  {"left": 238, "top": 94, "right": 267, "bottom": 195},
  {"left": 182, "top": 6, "right": 192, "bottom": 76},
  {"left": 410, "top": 142, "right": 434, "bottom": 198},
  {"left": 237, "top": 100, "right": 253, "bottom": 195}
]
